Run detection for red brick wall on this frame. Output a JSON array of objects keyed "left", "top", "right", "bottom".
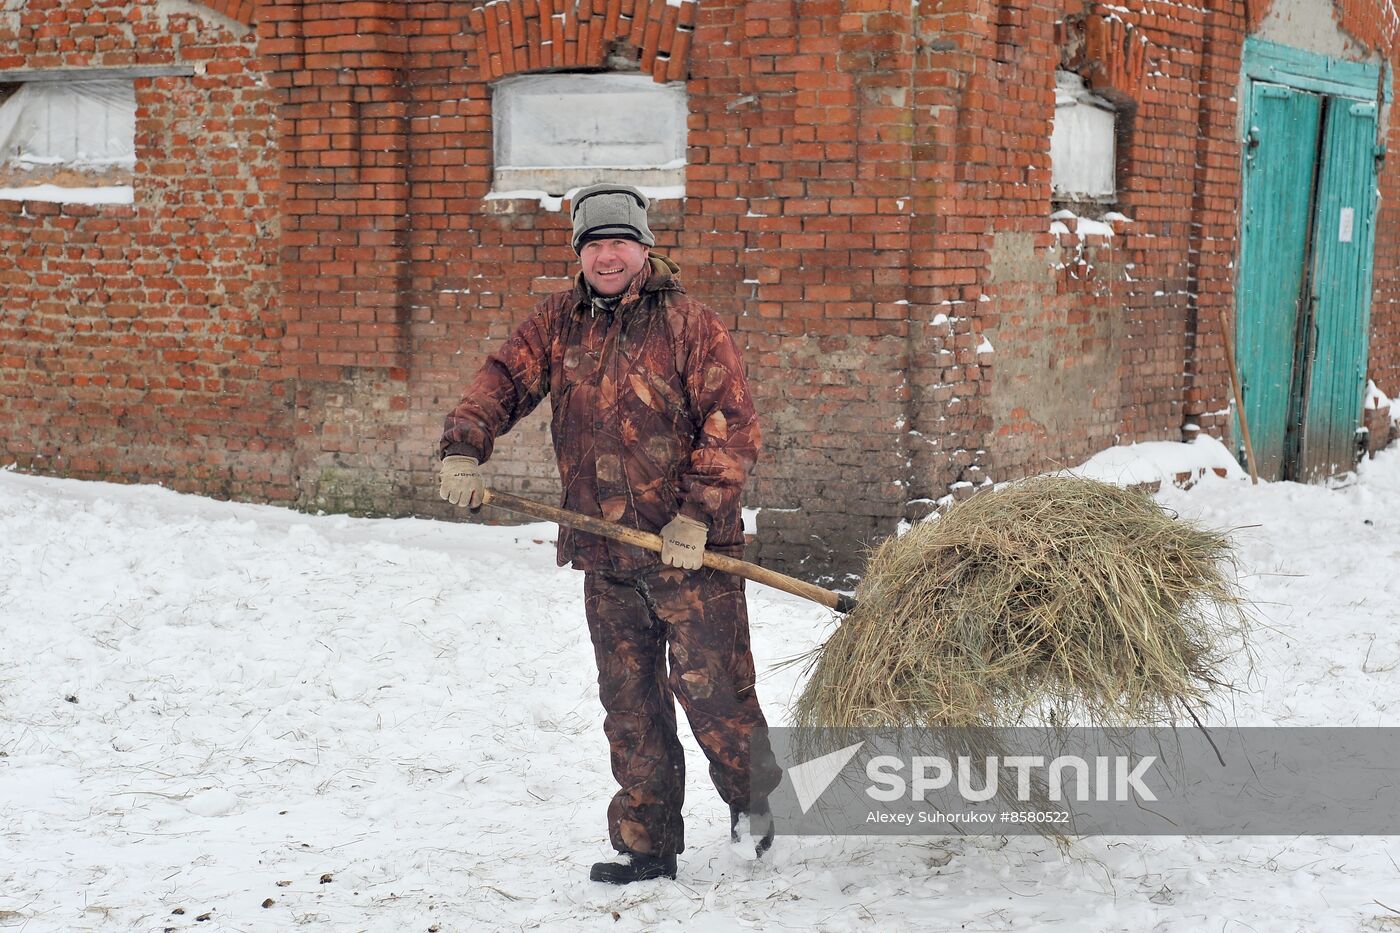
[
  {"left": 385, "top": 0, "right": 921, "bottom": 580},
  {"left": 0, "top": 0, "right": 289, "bottom": 500},
  {"left": 906, "top": 0, "right": 1210, "bottom": 490},
  {"left": 469, "top": 0, "right": 696, "bottom": 82},
  {"left": 1333, "top": 4, "right": 1400, "bottom": 401},
  {"left": 257, "top": 0, "right": 418, "bottom": 514},
  {"left": 698, "top": 0, "right": 916, "bottom": 577},
  {"left": 4, "top": 0, "right": 1400, "bottom": 581},
  {"left": 920, "top": 0, "right": 1071, "bottom": 492},
  {"left": 1374, "top": 121, "right": 1400, "bottom": 403}
]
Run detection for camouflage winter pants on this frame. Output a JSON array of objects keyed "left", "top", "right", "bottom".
[{"left": 583, "top": 565, "right": 781, "bottom": 857}]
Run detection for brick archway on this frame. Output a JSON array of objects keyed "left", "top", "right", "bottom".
[
  {"left": 469, "top": 0, "right": 696, "bottom": 82},
  {"left": 194, "top": 0, "right": 256, "bottom": 26}
]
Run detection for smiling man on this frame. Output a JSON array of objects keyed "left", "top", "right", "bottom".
[{"left": 438, "top": 183, "right": 781, "bottom": 884}]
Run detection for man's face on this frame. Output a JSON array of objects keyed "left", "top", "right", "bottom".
[{"left": 579, "top": 237, "right": 650, "bottom": 297}]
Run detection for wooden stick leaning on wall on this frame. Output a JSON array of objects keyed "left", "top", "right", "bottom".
[{"left": 1216, "top": 305, "right": 1260, "bottom": 484}]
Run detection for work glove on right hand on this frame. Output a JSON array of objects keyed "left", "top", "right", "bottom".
[
  {"left": 438, "top": 455, "right": 485, "bottom": 511},
  {"left": 660, "top": 513, "right": 707, "bottom": 570}
]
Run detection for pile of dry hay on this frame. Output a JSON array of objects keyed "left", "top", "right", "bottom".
[{"left": 794, "top": 475, "right": 1249, "bottom": 730}]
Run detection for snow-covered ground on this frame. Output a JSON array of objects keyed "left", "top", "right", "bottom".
[{"left": 2, "top": 448, "right": 1399, "bottom": 932}]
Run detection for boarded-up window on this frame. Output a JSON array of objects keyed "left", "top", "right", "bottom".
[
  {"left": 1051, "top": 71, "right": 1116, "bottom": 201},
  {"left": 0, "top": 79, "right": 136, "bottom": 202},
  {"left": 0, "top": 80, "right": 135, "bottom": 168},
  {"left": 491, "top": 73, "right": 685, "bottom": 198}
]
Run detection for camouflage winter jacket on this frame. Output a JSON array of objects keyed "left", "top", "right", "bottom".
[{"left": 440, "top": 255, "right": 760, "bottom": 573}]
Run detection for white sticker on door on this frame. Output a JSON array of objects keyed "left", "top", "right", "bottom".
[{"left": 1339, "top": 207, "right": 1355, "bottom": 243}]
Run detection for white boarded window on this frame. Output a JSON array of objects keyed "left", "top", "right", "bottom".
[
  {"left": 0, "top": 80, "right": 136, "bottom": 170},
  {"left": 0, "top": 79, "right": 136, "bottom": 203},
  {"left": 492, "top": 73, "right": 685, "bottom": 198},
  {"left": 1051, "top": 70, "right": 1116, "bottom": 201}
]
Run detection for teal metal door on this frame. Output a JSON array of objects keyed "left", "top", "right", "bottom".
[
  {"left": 1297, "top": 99, "right": 1379, "bottom": 480},
  {"left": 1236, "top": 82, "right": 1323, "bottom": 481}
]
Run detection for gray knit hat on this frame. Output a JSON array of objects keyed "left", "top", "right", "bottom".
[{"left": 570, "top": 183, "right": 655, "bottom": 252}]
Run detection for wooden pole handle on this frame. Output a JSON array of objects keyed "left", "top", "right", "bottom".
[
  {"left": 1216, "top": 305, "right": 1260, "bottom": 484},
  {"left": 481, "top": 488, "right": 857, "bottom": 614}
]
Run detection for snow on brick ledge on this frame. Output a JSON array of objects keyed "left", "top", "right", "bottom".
[
  {"left": 1364, "top": 380, "right": 1395, "bottom": 458},
  {"left": 0, "top": 184, "right": 134, "bottom": 205},
  {"left": 1066, "top": 435, "right": 1249, "bottom": 491}
]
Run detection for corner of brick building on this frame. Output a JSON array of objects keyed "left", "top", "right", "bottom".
[{"left": 0, "top": 0, "right": 292, "bottom": 502}]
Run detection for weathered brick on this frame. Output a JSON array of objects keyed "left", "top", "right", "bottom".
[{"left": 4, "top": 0, "right": 1400, "bottom": 583}]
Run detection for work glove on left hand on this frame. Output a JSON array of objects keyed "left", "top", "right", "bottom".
[
  {"left": 660, "top": 514, "right": 707, "bottom": 570},
  {"left": 438, "top": 455, "right": 485, "bottom": 511}
]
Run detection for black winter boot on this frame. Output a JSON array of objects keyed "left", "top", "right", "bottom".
[
  {"left": 589, "top": 852, "right": 678, "bottom": 884},
  {"left": 730, "top": 801, "right": 775, "bottom": 856}
]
